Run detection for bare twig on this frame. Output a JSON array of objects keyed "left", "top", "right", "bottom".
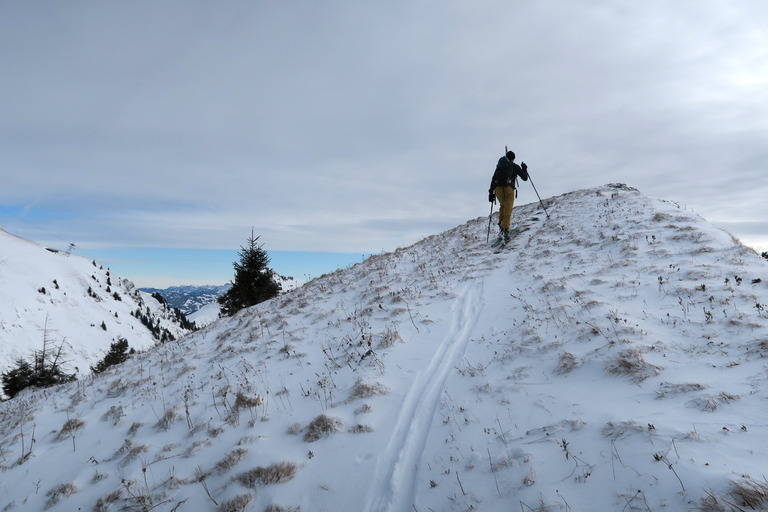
[
  {"left": 195, "top": 465, "right": 218, "bottom": 506},
  {"left": 456, "top": 471, "right": 466, "bottom": 495},
  {"left": 488, "top": 448, "right": 501, "bottom": 497}
]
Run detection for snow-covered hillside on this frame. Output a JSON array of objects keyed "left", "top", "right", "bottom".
[
  {"left": 0, "top": 229, "right": 192, "bottom": 380},
  {"left": 188, "top": 301, "right": 223, "bottom": 328},
  {"left": 2, "top": 184, "right": 768, "bottom": 511}
]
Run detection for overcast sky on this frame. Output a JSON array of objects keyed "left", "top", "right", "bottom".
[{"left": 2, "top": 1, "right": 767, "bottom": 286}]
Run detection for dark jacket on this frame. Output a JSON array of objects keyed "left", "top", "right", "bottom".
[{"left": 489, "top": 156, "right": 528, "bottom": 191}]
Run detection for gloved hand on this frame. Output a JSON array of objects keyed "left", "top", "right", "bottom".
[
  {"left": 521, "top": 162, "right": 528, "bottom": 171},
  {"left": 488, "top": 190, "right": 495, "bottom": 203}
]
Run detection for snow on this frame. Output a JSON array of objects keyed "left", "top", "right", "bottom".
[
  {"left": 0, "top": 228, "right": 192, "bottom": 376},
  {"left": 1, "top": 184, "right": 768, "bottom": 511},
  {"left": 188, "top": 301, "right": 222, "bottom": 327}
]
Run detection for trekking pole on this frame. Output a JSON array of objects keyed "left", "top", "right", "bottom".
[
  {"left": 486, "top": 201, "right": 494, "bottom": 242},
  {"left": 528, "top": 171, "right": 550, "bottom": 219}
]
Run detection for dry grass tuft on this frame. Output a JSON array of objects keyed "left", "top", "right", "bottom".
[
  {"left": 215, "top": 448, "right": 248, "bottom": 474},
  {"left": 701, "top": 477, "right": 768, "bottom": 511},
  {"left": 154, "top": 407, "right": 179, "bottom": 431},
  {"left": 55, "top": 418, "right": 85, "bottom": 441},
  {"left": 602, "top": 420, "right": 645, "bottom": 440},
  {"left": 606, "top": 348, "right": 660, "bottom": 382},
  {"left": 94, "top": 489, "right": 123, "bottom": 512},
  {"left": 377, "top": 324, "right": 403, "bottom": 348},
  {"left": 554, "top": 352, "right": 580, "bottom": 375},
  {"left": 218, "top": 493, "right": 253, "bottom": 512},
  {"left": 303, "top": 414, "right": 343, "bottom": 442},
  {"left": 45, "top": 482, "right": 77, "bottom": 509},
  {"left": 348, "top": 424, "right": 374, "bottom": 434},
  {"left": 730, "top": 477, "right": 768, "bottom": 509},
  {"left": 234, "top": 390, "right": 262, "bottom": 410},
  {"left": 127, "top": 421, "right": 143, "bottom": 437},
  {"left": 355, "top": 403, "right": 372, "bottom": 415},
  {"left": 102, "top": 405, "right": 124, "bottom": 426},
  {"left": 655, "top": 381, "right": 705, "bottom": 399},
  {"left": 264, "top": 505, "right": 301, "bottom": 512},
  {"left": 235, "top": 462, "right": 298, "bottom": 488},
  {"left": 349, "top": 379, "right": 389, "bottom": 401}
]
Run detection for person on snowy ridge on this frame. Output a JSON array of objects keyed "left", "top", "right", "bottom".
[{"left": 488, "top": 150, "right": 528, "bottom": 244}]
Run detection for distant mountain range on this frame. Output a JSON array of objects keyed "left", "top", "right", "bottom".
[
  {"left": 139, "top": 284, "right": 232, "bottom": 315},
  {"left": 141, "top": 274, "right": 304, "bottom": 316}
]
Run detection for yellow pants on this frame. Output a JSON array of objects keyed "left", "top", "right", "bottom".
[{"left": 495, "top": 185, "right": 515, "bottom": 231}]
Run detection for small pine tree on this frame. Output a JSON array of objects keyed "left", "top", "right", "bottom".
[
  {"left": 1, "top": 358, "right": 35, "bottom": 399},
  {"left": 1, "top": 327, "right": 75, "bottom": 399},
  {"left": 218, "top": 231, "right": 281, "bottom": 317},
  {"left": 91, "top": 338, "right": 130, "bottom": 374}
]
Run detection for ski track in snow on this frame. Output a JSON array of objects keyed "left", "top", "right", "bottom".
[{"left": 364, "top": 280, "right": 485, "bottom": 512}]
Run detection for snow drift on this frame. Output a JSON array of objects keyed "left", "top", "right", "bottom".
[{"left": 1, "top": 184, "right": 767, "bottom": 512}]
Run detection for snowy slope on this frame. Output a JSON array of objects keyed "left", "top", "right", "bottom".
[
  {"left": 0, "top": 228, "right": 192, "bottom": 380},
  {"left": 1, "top": 184, "right": 768, "bottom": 512},
  {"left": 188, "top": 301, "right": 223, "bottom": 327}
]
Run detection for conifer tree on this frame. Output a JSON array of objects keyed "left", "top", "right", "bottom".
[
  {"left": 91, "top": 337, "right": 131, "bottom": 374},
  {"left": 1, "top": 359, "right": 34, "bottom": 399},
  {"left": 218, "top": 231, "right": 281, "bottom": 316},
  {"left": 1, "top": 321, "right": 75, "bottom": 398}
]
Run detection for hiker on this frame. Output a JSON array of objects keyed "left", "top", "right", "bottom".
[{"left": 488, "top": 150, "right": 528, "bottom": 244}]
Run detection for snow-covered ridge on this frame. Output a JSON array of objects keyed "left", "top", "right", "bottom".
[
  {"left": 1, "top": 184, "right": 767, "bottom": 511},
  {"left": 0, "top": 229, "right": 193, "bottom": 376}
]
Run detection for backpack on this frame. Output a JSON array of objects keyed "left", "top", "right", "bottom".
[{"left": 494, "top": 157, "right": 518, "bottom": 188}]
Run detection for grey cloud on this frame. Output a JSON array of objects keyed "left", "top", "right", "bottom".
[{"left": 1, "top": 0, "right": 768, "bottom": 258}]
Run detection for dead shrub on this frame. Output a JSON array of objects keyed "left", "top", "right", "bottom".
[
  {"left": 303, "top": 414, "right": 343, "bottom": 442},
  {"left": 235, "top": 462, "right": 298, "bottom": 488}
]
